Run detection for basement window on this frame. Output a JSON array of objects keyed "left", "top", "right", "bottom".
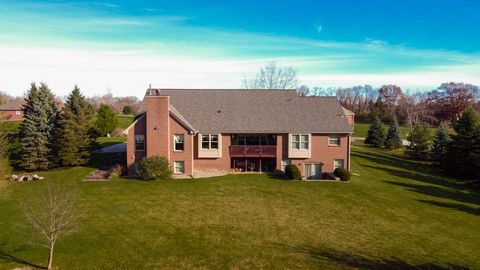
[{"left": 174, "top": 161, "right": 185, "bottom": 174}]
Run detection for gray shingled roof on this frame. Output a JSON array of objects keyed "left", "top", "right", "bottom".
[
  {"left": 146, "top": 89, "right": 353, "bottom": 134},
  {"left": 0, "top": 100, "right": 24, "bottom": 111}
]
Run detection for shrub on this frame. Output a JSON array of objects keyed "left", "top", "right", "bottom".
[
  {"left": 285, "top": 164, "right": 301, "bottom": 180},
  {"left": 334, "top": 167, "right": 351, "bottom": 181},
  {"left": 138, "top": 156, "right": 172, "bottom": 180},
  {"left": 122, "top": 105, "right": 133, "bottom": 115},
  {"left": 110, "top": 163, "right": 126, "bottom": 178}
]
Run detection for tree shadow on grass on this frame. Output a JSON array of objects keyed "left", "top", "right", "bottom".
[
  {"left": 353, "top": 149, "right": 480, "bottom": 216},
  {"left": 266, "top": 172, "right": 290, "bottom": 181},
  {"left": 353, "top": 150, "right": 479, "bottom": 193},
  {"left": 0, "top": 239, "right": 46, "bottom": 269},
  {"left": 285, "top": 245, "right": 467, "bottom": 270},
  {"left": 418, "top": 199, "right": 480, "bottom": 216}
]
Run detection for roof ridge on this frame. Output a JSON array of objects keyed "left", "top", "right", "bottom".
[{"left": 150, "top": 88, "right": 297, "bottom": 92}]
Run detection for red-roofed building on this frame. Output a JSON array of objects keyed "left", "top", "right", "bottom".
[{"left": 0, "top": 100, "right": 25, "bottom": 121}]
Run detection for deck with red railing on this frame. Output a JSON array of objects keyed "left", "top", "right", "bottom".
[{"left": 229, "top": 145, "right": 276, "bottom": 157}]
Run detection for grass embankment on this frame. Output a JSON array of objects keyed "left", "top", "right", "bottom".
[{"left": 0, "top": 146, "right": 478, "bottom": 269}]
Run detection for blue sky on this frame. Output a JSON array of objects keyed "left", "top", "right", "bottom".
[{"left": 0, "top": 0, "right": 479, "bottom": 97}]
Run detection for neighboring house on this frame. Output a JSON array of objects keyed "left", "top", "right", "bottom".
[
  {"left": 0, "top": 100, "right": 25, "bottom": 120},
  {"left": 125, "top": 89, "right": 354, "bottom": 179}
]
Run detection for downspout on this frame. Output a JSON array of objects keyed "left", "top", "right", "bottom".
[{"left": 347, "top": 134, "right": 351, "bottom": 170}]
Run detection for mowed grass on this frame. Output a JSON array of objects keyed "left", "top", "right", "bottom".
[
  {"left": 353, "top": 122, "right": 438, "bottom": 139},
  {"left": 115, "top": 115, "right": 134, "bottom": 129},
  {"left": 354, "top": 122, "right": 412, "bottom": 138},
  {"left": 0, "top": 147, "right": 479, "bottom": 269}
]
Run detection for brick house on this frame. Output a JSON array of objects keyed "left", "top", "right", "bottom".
[
  {"left": 126, "top": 89, "right": 354, "bottom": 179},
  {"left": 0, "top": 100, "right": 25, "bottom": 120}
]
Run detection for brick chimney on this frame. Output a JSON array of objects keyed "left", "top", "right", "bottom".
[{"left": 145, "top": 95, "right": 170, "bottom": 160}]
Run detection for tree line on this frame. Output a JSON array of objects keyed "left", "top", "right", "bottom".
[
  {"left": 243, "top": 62, "right": 480, "bottom": 127},
  {"left": 3, "top": 83, "right": 121, "bottom": 171},
  {"left": 365, "top": 107, "right": 480, "bottom": 182}
]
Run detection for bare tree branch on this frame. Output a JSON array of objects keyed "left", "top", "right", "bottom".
[
  {"left": 21, "top": 184, "right": 79, "bottom": 270},
  {"left": 242, "top": 61, "right": 298, "bottom": 90}
]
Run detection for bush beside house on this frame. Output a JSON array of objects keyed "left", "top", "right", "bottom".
[
  {"left": 285, "top": 164, "right": 301, "bottom": 180},
  {"left": 334, "top": 167, "right": 351, "bottom": 181},
  {"left": 138, "top": 156, "right": 172, "bottom": 180}
]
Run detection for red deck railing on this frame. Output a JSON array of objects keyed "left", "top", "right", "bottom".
[{"left": 229, "top": 145, "right": 276, "bottom": 157}]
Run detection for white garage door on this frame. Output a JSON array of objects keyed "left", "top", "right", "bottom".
[{"left": 305, "top": 163, "right": 322, "bottom": 179}]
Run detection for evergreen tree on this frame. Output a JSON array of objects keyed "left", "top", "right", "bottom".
[
  {"left": 365, "top": 116, "right": 386, "bottom": 147},
  {"left": 57, "top": 86, "right": 96, "bottom": 166},
  {"left": 444, "top": 108, "right": 480, "bottom": 178},
  {"left": 96, "top": 104, "right": 117, "bottom": 136},
  {"left": 20, "top": 83, "right": 59, "bottom": 170},
  {"left": 0, "top": 121, "right": 11, "bottom": 179},
  {"left": 405, "top": 123, "right": 432, "bottom": 160},
  {"left": 385, "top": 116, "right": 402, "bottom": 149},
  {"left": 431, "top": 124, "right": 450, "bottom": 163}
]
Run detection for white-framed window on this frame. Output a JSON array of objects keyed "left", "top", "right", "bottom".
[
  {"left": 174, "top": 161, "right": 185, "bottom": 174},
  {"left": 281, "top": 159, "right": 291, "bottom": 171},
  {"left": 334, "top": 159, "right": 344, "bottom": 170},
  {"left": 134, "top": 134, "right": 145, "bottom": 151},
  {"left": 291, "top": 134, "right": 309, "bottom": 150},
  {"left": 15, "top": 110, "right": 21, "bottom": 115},
  {"left": 173, "top": 134, "right": 184, "bottom": 151},
  {"left": 329, "top": 134, "right": 341, "bottom": 146},
  {"left": 201, "top": 134, "right": 219, "bottom": 149}
]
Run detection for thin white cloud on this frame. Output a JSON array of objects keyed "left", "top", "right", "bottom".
[{"left": 1, "top": 45, "right": 479, "bottom": 98}]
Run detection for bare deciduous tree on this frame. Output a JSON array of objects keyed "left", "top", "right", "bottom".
[
  {"left": 426, "top": 82, "right": 479, "bottom": 123},
  {"left": 21, "top": 185, "right": 79, "bottom": 270},
  {"left": 243, "top": 61, "right": 298, "bottom": 90}
]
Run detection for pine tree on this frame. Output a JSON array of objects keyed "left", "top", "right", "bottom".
[
  {"left": 96, "top": 104, "right": 117, "bottom": 136},
  {"left": 0, "top": 121, "right": 11, "bottom": 179},
  {"left": 20, "top": 83, "right": 59, "bottom": 170},
  {"left": 405, "top": 123, "right": 432, "bottom": 160},
  {"left": 444, "top": 108, "right": 480, "bottom": 179},
  {"left": 57, "top": 86, "right": 96, "bottom": 166},
  {"left": 385, "top": 116, "right": 402, "bottom": 149},
  {"left": 365, "top": 116, "right": 386, "bottom": 147},
  {"left": 431, "top": 124, "right": 450, "bottom": 163}
]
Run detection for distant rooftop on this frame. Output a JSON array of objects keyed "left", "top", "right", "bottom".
[{"left": 0, "top": 100, "right": 24, "bottom": 111}]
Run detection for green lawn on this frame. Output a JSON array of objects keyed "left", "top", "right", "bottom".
[
  {"left": 96, "top": 136, "right": 126, "bottom": 148},
  {"left": 0, "top": 147, "right": 479, "bottom": 269},
  {"left": 115, "top": 115, "right": 134, "bottom": 129},
  {"left": 353, "top": 122, "right": 438, "bottom": 139}
]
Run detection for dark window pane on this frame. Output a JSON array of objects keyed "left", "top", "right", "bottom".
[
  {"left": 210, "top": 142, "right": 218, "bottom": 149},
  {"left": 175, "top": 142, "right": 184, "bottom": 151},
  {"left": 202, "top": 142, "right": 209, "bottom": 149}
]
